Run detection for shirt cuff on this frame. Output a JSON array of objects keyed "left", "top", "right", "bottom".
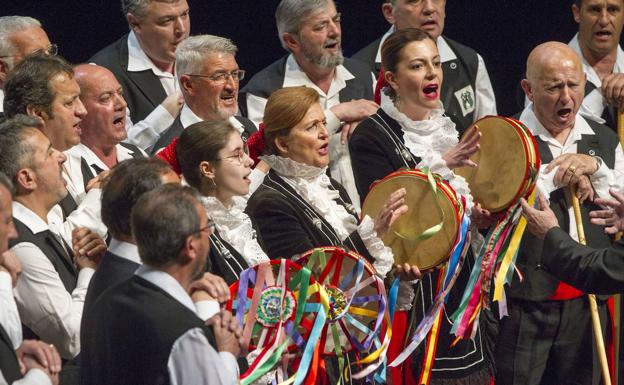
[
  {"left": 324, "top": 108, "right": 341, "bottom": 135},
  {"left": 589, "top": 157, "right": 613, "bottom": 198},
  {"left": 20, "top": 368, "right": 53, "bottom": 385},
  {"left": 144, "top": 105, "right": 176, "bottom": 135},
  {"left": 218, "top": 351, "right": 240, "bottom": 377},
  {"left": 0, "top": 270, "right": 12, "bottom": 291},
  {"left": 357, "top": 216, "right": 394, "bottom": 278},
  {"left": 195, "top": 300, "right": 220, "bottom": 321},
  {"left": 76, "top": 267, "right": 95, "bottom": 289}
]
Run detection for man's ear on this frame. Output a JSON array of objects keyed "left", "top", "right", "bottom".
[
  {"left": 127, "top": 13, "right": 141, "bottom": 33},
  {"left": 382, "top": 2, "right": 395, "bottom": 25},
  {"left": 0, "top": 59, "right": 10, "bottom": 87},
  {"left": 283, "top": 32, "right": 299, "bottom": 53},
  {"left": 179, "top": 74, "right": 194, "bottom": 95},
  {"left": 520, "top": 79, "right": 534, "bottom": 102},
  {"left": 15, "top": 168, "right": 35, "bottom": 192},
  {"left": 25, "top": 104, "right": 46, "bottom": 120},
  {"left": 572, "top": 4, "right": 581, "bottom": 24}
]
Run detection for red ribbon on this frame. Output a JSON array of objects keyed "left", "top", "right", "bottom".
[
  {"left": 247, "top": 123, "right": 267, "bottom": 166},
  {"left": 155, "top": 137, "right": 181, "bottom": 175}
]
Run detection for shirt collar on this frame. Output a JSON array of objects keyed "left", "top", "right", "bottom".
[
  {"left": 374, "top": 28, "right": 456, "bottom": 64},
  {"left": 180, "top": 104, "right": 244, "bottom": 134},
  {"left": 135, "top": 265, "right": 197, "bottom": 314},
  {"left": 12, "top": 201, "right": 49, "bottom": 235},
  {"left": 283, "top": 54, "right": 355, "bottom": 99},
  {"left": 68, "top": 143, "right": 138, "bottom": 172},
  {"left": 0, "top": 90, "right": 4, "bottom": 113},
  {"left": 569, "top": 33, "right": 624, "bottom": 86},
  {"left": 127, "top": 31, "right": 175, "bottom": 79},
  {"left": 520, "top": 103, "right": 595, "bottom": 147},
  {"left": 108, "top": 238, "right": 141, "bottom": 264}
]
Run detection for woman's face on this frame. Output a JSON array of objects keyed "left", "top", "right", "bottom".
[
  {"left": 385, "top": 39, "right": 443, "bottom": 118},
  {"left": 211, "top": 131, "right": 254, "bottom": 202},
  {"left": 277, "top": 102, "right": 330, "bottom": 168}
]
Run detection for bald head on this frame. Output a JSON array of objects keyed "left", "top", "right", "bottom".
[
  {"left": 74, "top": 64, "right": 128, "bottom": 150},
  {"left": 522, "top": 41, "right": 586, "bottom": 136}
]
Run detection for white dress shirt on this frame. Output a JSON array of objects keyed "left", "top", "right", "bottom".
[
  {"left": 245, "top": 54, "right": 367, "bottom": 210},
  {"left": 135, "top": 266, "right": 239, "bottom": 385},
  {"left": 376, "top": 27, "right": 497, "bottom": 121},
  {"left": 0, "top": 369, "right": 51, "bottom": 385},
  {"left": 568, "top": 33, "right": 624, "bottom": 125},
  {"left": 122, "top": 31, "right": 177, "bottom": 150},
  {"left": 11, "top": 202, "right": 94, "bottom": 359},
  {"left": 0, "top": 90, "right": 4, "bottom": 113},
  {"left": 520, "top": 104, "right": 624, "bottom": 242}
]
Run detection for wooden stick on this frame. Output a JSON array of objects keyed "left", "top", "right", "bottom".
[
  {"left": 618, "top": 107, "right": 624, "bottom": 149},
  {"left": 570, "top": 185, "right": 612, "bottom": 385}
]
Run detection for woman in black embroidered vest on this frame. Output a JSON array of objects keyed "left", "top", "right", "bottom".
[
  {"left": 176, "top": 121, "right": 269, "bottom": 285},
  {"left": 246, "top": 86, "right": 413, "bottom": 279},
  {"left": 350, "top": 28, "right": 496, "bottom": 385}
]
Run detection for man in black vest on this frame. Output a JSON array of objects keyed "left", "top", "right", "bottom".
[
  {"left": 568, "top": 0, "right": 624, "bottom": 131},
  {"left": 353, "top": 0, "right": 497, "bottom": 136},
  {"left": 83, "top": 184, "right": 242, "bottom": 385},
  {"left": 0, "top": 116, "right": 105, "bottom": 360},
  {"left": 241, "top": 0, "right": 378, "bottom": 208},
  {"left": 152, "top": 34, "right": 256, "bottom": 154},
  {"left": 67, "top": 64, "right": 147, "bottom": 192},
  {"left": 90, "top": 0, "right": 189, "bottom": 150},
  {"left": 0, "top": 172, "right": 62, "bottom": 385},
  {"left": 496, "top": 42, "right": 621, "bottom": 385},
  {"left": 3, "top": 53, "right": 108, "bottom": 243}
]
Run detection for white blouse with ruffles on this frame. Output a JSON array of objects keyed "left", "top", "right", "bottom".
[{"left": 261, "top": 155, "right": 394, "bottom": 277}]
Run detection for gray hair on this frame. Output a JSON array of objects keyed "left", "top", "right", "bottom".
[
  {"left": 0, "top": 16, "right": 42, "bottom": 67},
  {"left": 131, "top": 184, "right": 202, "bottom": 269},
  {"left": 0, "top": 173, "right": 15, "bottom": 198},
  {"left": 0, "top": 115, "right": 42, "bottom": 189},
  {"left": 122, "top": 0, "right": 181, "bottom": 20},
  {"left": 276, "top": 0, "right": 330, "bottom": 51},
  {"left": 175, "top": 34, "right": 238, "bottom": 77}
]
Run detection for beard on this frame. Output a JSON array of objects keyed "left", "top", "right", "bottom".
[{"left": 301, "top": 38, "right": 344, "bottom": 69}]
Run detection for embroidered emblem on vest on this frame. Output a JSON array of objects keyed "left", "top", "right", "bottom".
[{"left": 454, "top": 85, "right": 476, "bottom": 117}]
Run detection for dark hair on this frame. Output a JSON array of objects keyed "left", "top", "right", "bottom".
[
  {"left": 0, "top": 173, "right": 14, "bottom": 198},
  {"left": 0, "top": 115, "right": 42, "bottom": 187},
  {"left": 131, "top": 184, "right": 201, "bottom": 268},
  {"left": 101, "top": 158, "right": 173, "bottom": 239},
  {"left": 3, "top": 52, "right": 74, "bottom": 118},
  {"left": 177, "top": 120, "right": 239, "bottom": 189},
  {"left": 381, "top": 28, "right": 436, "bottom": 101},
  {"left": 263, "top": 86, "right": 320, "bottom": 155}
]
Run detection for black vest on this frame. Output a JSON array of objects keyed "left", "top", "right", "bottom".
[
  {"left": 81, "top": 275, "right": 216, "bottom": 385},
  {"left": 239, "top": 56, "right": 374, "bottom": 117},
  {"left": 509, "top": 119, "right": 617, "bottom": 301},
  {"left": 0, "top": 324, "right": 21, "bottom": 383},
  {"left": 207, "top": 229, "right": 251, "bottom": 286},
  {"left": 584, "top": 81, "right": 617, "bottom": 131},
  {"left": 79, "top": 142, "right": 145, "bottom": 190}
]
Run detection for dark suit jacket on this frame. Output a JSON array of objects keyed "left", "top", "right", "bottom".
[
  {"left": 542, "top": 227, "right": 624, "bottom": 295},
  {"left": 151, "top": 115, "right": 257, "bottom": 155},
  {"left": 90, "top": 34, "right": 167, "bottom": 124}
]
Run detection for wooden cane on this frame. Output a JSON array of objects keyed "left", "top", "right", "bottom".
[{"left": 570, "top": 185, "right": 613, "bottom": 385}]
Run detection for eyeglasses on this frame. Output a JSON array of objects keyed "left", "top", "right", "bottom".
[
  {"left": 0, "top": 43, "right": 58, "bottom": 59},
  {"left": 215, "top": 145, "right": 250, "bottom": 165},
  {"left": 192, "top": 219, "right": 216, "bottom": 237},
  {"left": 186, "top": 70, "right": 246, "bottom": 84}
]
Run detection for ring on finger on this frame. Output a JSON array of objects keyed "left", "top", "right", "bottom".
[{"left": 567, "top": 165, "right": 577, "bottom": 174}]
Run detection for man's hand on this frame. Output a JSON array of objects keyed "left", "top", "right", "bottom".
[
  {"left": 189, "top": 272, "right": 230, "bottom": 303},
  {"left": 520, "top": 194, "right": 559, "bottom": 239},
  {"left": 160, "top": 91, "right": 184, "bottom": 118},
  {"left": 600, "top": 73, "right": 624, "bottom": 108},
  {"left": 17, "top": 340, "right": 61, "bottom": 376},
  {"left": 85, "top": 170, "right": 111, "bottom": 192},
  {"left": 545, "top": 153, "right": 600, "bottom": 187},
  {"left": 590, "top": 189, "right": 624, "bottom": 234},
  {"left": 339, "top": 121, "right": 361, "bottom": 144},
  {"left": 573, "top": 175, "right": 595, "bottom": 204},
  {"left": 206, "top": 310, "right": 243, "bottom": 356},
  {"left": 72, "top": 228, "right": 106, "bottom": 269},
  {"left": 470, "top": 203, "right": 498, "bottom": 229},
  {"left": 21, "top": 355, "right": 59, "bottom": 385},
  {"left": 0, "top": 250, "right": 22, "bottom": 287}
]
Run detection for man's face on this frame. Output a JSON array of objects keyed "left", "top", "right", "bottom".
[
  {"left": 40, "top": 72, "right": 87, "bottom": 152},
  {"left": 573, "top": 0, "right": 624, "bottom": 58},
  {"left": 183, "top": 52, "right": 240, "bottom": 121},
  {"left": 129, "top": 0, "right": 190, "bottom": 67},
  {"left": 0, "top": 185, "right": 17, "bottom": 254},
  {"left": 24, "top": 129, "right": 68, "bottom": 204},
  {"left": 190, "top": 203, "right": 210, "bottom": 281},
  {"left": 290, "top": 1, "right": 344, "bottom": 69},
  {"left": 383, "top": 0, "right": 446, "bottom": 39},
  {"left": 78, "top": 66, "right": 128, "bottom": 148},
  {"left": 0, "top": 26, "right": 52, "bottom": 85},
  {"left": 524, "top": 56, "right": 586, "bottom": 135}
]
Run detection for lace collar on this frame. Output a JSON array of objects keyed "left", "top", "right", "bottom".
[
  {"left": 381, "top": 98, "right": 456, "bottom": 138},
  {"left": 199, "top": 195, "right": 269, "bottom": 266},
  {"left": 261, "top": 155, "right": 327, "bottom": 180}
]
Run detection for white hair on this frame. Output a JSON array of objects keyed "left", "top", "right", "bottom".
[
  {"left": 0, "top": 16, "right": 41, "bottom": 62},
  {"left": 175, "top": 34, "right": 238, "bottom": 77},
  {"left": 275, "top": 0, "right": 331, "bottom": 52}
]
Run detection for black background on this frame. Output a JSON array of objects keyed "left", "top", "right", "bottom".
[{"left": 1, "top": 1, "right": 613, "bottom": 116}]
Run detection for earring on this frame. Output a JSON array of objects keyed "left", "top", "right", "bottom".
[{"left": 209, "top": 178, "right": 217, "bottom": 188}]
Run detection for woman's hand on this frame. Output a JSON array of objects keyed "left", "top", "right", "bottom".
[
  {"left": 442, "top": 125, "right": 480, "bottom": 169},
  {"left": 373, "top": 188, "right": 408, "bottom": 237},
  {"left": 395, "top": 263, "right": 422, "bottom": 281},
  {"left": 471, "top": 203, "right": 498, "bottom": 229}
]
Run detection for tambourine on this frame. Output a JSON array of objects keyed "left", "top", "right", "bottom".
[
  {"left": 361, "top": 169, "right": 464, "bottom": 270},
  {"left": 296, "top": 247, "right": 391, "bottom": 359},
  {"left": 454, "top": 116, "right": 540, "bottom": 213}
]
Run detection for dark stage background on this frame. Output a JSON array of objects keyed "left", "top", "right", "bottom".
[{"left": 2, "top": 1, "right": 618, "bottom": 116}]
